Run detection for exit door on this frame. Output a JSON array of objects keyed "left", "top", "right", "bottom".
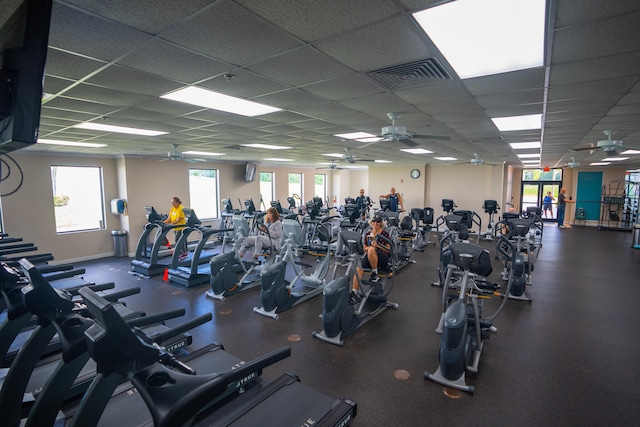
[{"left": 521, "top": 182, "right": 560, "bottom": 221}]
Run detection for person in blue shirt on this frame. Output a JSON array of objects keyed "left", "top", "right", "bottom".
[
  {"left": 542, "top": 191, "right": 555, "bottom": 219},
  {"left": 379, "top": 187, "right": 404, "bottom": 212}
]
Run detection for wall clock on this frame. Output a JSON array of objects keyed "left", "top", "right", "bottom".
[{"left": 410, "top": 169, "right": 420, "bottom": 179}]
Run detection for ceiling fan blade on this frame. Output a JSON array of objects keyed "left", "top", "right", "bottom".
[
  {"left": 411, "top": 134, "right": 452, "bottom": 141},
  {"left": 570, "top": 146, "right": 596, "bottom": 152},
  {"left": 400, "top": 138, "right": 420, "bottom": 148}
]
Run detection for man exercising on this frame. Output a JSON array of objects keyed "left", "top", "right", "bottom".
[{"left": 379, "top": 187, "right": 404, "bottom": 212}]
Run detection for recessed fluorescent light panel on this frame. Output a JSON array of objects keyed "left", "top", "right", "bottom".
[
  {"left": 242, "top": 143, "right": 290, "bottom": 150},
  {"left": 435, "top": 157, "right": 457, "bottom": 161},
  {"left": 590, "top": 162, "right": 610, "bottom": 166},
  {"left": 334, "top": 132, "right": 377, "bottom": 140},
  {"left": 264, "top": 158, "right": 292, "bottom": 162},
  {"left": 601, "top": 157, "right": 629, "bottom": 162},
  {"left": 161, "top": 87, "right": 280, "bottom": 117},
  {"left": 38, "top": 139, "right": 107, "bottom": 148},
  {"left": 517, "top": 153, "right": 540, "bottom": 159},
  {"left": 413, "top": 0, "right": 546, "bottom": 79},
  {"left": 492, "top": 114, "right": 542, "bottom": 131},
  {"left": 374, "top": 160, "right": 392, "bottom": 163},
  {"left": 621, "top": 150, "right": 640, "bottom": 154},
  {"left": 510, "top": 141, "right": 541, "bottom": 149},
  {"left": 322, "top": 153, "right": 344, "bottom": 158},
  {"left": 74, "top": 123, "right": 168, "bottom": 136},
  {"left": 401, "top": 148, "right": 433, "bottom": 154},
  {"left": 183, "top": 151, "right": 224, "bottom": 157}
]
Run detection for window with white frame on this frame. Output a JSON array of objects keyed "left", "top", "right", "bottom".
[
  {"left": 188, "top": 168, "right": 219, "bottom": 219},
  {"left": 51, "top": 165, "right": 105, "bottom": 233},
  {"left": 288, "top": 173, "right": 302, "bottom": 203},
  {"left": 314, "top": 173, "right": 327, "bottom": 204},
  {"left": 260, "top": 172, "right": 274, "bottom": 206}
]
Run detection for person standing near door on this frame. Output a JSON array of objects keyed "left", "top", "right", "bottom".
[
  {"left": 543, "top": 191, "right": 555, "bottom": 219},
  {"left": 557, "top": 188, "right": 575, "bottom": 228}
]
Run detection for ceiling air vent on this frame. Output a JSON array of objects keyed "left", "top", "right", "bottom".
[
  {"left": 366, "top": 58, "right": 451, "bottom": 90},
  {"left": 471, "top": 136, "right": 505, "bottom": 143}
]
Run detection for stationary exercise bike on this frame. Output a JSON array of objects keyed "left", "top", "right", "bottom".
[
  {"left": 425, "top": 240, "right": 511, "bottom": 394},
  {"left": 253, "top": 219, "right": 332, "bottom": 319},
  {"left": 312, "top": 230, "right": 399, "bottom": 346}
]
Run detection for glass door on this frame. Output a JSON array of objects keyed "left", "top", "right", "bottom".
[
  {"left": 522, "top": 183, "right": 541, "bottom": 215},
  {"left": 521, "top": 182, "right": 560, "bottom": 221}
]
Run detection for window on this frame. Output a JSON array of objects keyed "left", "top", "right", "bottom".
[
  {"left": 288, "top": 173, "right": 302, "bottom": 202},
  {"left": 260, "top": 172, "right": 274, "bottom": 206},
  {"left": 314, "top": 174, "right": 327, "bottom": 204},
  {"left": 51, "top": 166, "right": 105, "bottom": 233},
  {"left": 189, "top": 168, "right": 219, "bottom": 219}
]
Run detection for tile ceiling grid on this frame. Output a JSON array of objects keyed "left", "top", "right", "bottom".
[{"left": 2, "top": 0, "right": 635, "bottom": 169}]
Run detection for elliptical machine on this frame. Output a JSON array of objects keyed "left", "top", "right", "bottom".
[
  {"left": 495, "top": 215, "right": 540, "bottom": 301},
  {"left": 312, "top": 230, "right": 399, "bottom": 346},
  {"left": 425, "top": 239, "right": 512, "bottom": 394},
  {"left": 253, "top": 219, "right": 332, "bottom": 319}
]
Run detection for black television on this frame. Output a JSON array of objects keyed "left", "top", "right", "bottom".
[
  {"left": 244, "top": 162, "right": 257, "bottom": 182},
  {"left": 0, "top": 0, "right": 53, "bottom": 154}
]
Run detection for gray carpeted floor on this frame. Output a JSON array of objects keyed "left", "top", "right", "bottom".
[{"left": 76, "top": 223, "right": 640, "bottom": 426}]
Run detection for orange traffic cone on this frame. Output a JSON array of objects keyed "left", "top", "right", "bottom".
[{"left": 162, "top": 267, "right": 169, "bottom": 281}]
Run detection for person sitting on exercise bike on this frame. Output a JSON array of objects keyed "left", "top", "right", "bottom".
[
  {"left": 360, "top": 216, "right": 391, "bottom": 283},
  {"left": 238, "top": 207, "right": 283, "bottom": 261}
]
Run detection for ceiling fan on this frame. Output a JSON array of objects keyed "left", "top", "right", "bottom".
[
  {"left": 470, "top": 153, "right": 484, "bottom": 165},
  {"left": 161, "top": 144, "right": 205, "bottom": 163},
  {"left": 339, "top": 147, "right": 373, "bottom": 164},
  {"left": 565, "top": 157, "right": 580, "bottom": 168},
  {"left": 378, "top": 112, "right": 451, "bottom": 147},
  {"left": 316, "top": 160, "right": 345, "bottom": 170},
  {"left": 571, "top": 130, "right": 637, "bottom": 155}
]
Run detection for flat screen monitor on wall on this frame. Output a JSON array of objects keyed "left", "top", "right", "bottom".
[
  {"left": 244, "top": 162, "right": 257, "bottom": 182},
  {"left": 0, "top": 0, "right": 53, "bottom": 154}
]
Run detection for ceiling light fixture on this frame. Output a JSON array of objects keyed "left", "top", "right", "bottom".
[
  {"left": 492, "top": 114, "right": 542, "bottom": 131},
  {"left": 601, "top": 157, "right": 629, "bottom": 162},
  {"left": 161, "top": 87, "right": 281, "bottom": 117},
  {"left": 401, "top": 148, "right": 433, "bottom": 154},
  {"left": 413, "top": 0, "right": 545, "bottom": 79},
  {"left": 242, "top": 143, "right": 290, "bottom": 150},
  {"left": 517, "top": 153, "right": 540, "bottom": 159},
  {"left": 435, "top": 157, "right": 457, "bottom": 161},
  {"left": 74, "top": 123, "right": 168, "bottom": 136},
  {"left": 38, "top": 139, "right": 108, "bottom": 148},
  {"left": 510, "top": 141, "right": 541, "bottom": 149},
  {"left": 335, "top": 132, "right": 377, "bottom": 140}
]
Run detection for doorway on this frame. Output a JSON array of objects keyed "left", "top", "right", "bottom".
[{"left": 521, "top": 182, "right": 560, "bottom": 221}]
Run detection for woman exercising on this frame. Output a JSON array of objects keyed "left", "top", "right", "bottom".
[
  {"left": 238, "top": 207, "right": 283, "bottom": 260},
  {"left": 164, "top": 196, "right": 187, "bottom": 259},
  {"left": 359, "top": 216, "right": 390, "bottom": 284}
]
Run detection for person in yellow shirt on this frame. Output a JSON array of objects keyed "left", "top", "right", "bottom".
[{"left": 164, "top": 196, "right": 187, "bottom": 259}]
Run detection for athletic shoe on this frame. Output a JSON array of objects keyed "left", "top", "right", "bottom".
[
  {"left": 558, "top": 225, "right": 566, "bottom": 229},
  {"left": 565, "top": 224, "right": 572, "bottom": 228},
  {"left": 369, "top": 272, "right": 380, "bottom": 282},
  {"left": 349, "top": 291, "right": 362, "bottom": 305}
]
